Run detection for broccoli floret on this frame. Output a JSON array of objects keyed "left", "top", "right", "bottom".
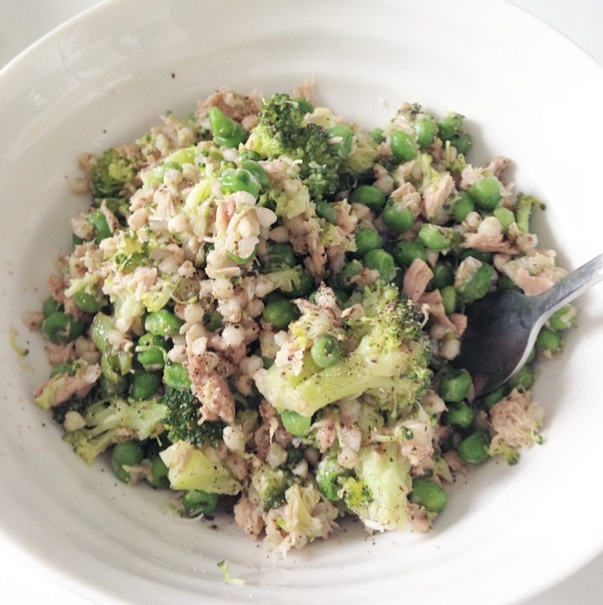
[
  {"left": 159, "top": 440, "right": 242, "bottom": 495},
  {"left": 91, "top": 148, "right": 136, "bottom": 200},
  {"left": 162, "top": 386, "right": 224, "bottom": 447},
  {"left": 246, "top": 93, "right": 342, "bottom": 200},
  {"left": 63, "top": 398, "right": 167, "bottom": 464},
  {"left": 340, "top": 128, "right": 380, "bottom": 186},
  {"left": 251, "top": 463, "right": 295, "bottom": 510},
  {"left": 254, "top": 283, "right": 432, "bottom": 418},
  {"left": 339, "top": 443, "right": 412, "bottom": 531}
]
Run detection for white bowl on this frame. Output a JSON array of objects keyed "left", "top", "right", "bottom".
[{"left": 1, "top": 1, "right": 603, "bottom": 604}]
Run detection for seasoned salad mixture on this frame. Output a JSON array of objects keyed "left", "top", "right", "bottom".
[{"left": 29, "top": 86, "right": 576, "bottom": 552}]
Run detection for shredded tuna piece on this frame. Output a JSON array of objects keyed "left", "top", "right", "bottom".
[
  {"left": 502, "top": 250, "right": 566, "bottom": 296},
  {"left": 399, "top": 420, "right": 435, "bottom": 474},
  {"left": 462, "top": 232, "right": 519, "bottom": 254},
  {"left": 185, "top": 349, "right": 236, "bottom": 423},
  {"left": 196, "top": 87, "right": 262, "bottom": 124},
  {"left": 489, "top": 388, "right": 544, "bottom": 450},
  {"left": 422, "top": 173, "right": 454, "bottom": 220},
  {"left": 486, "top": 155, "right": 511, "bottom": 178},
  {"left": 34, "top": 363, "right": 101, "bottom": 406},
  {"left": 234, "top": 494, "right": 266, "bottom": 540},
  {"left": 24, "top": 311, "right": 44, "bottom": 331},
  {"left": 44, "top": 341, "right": 75, "bottom": 365},
  {"left": 403, "top": 259, "right": 434, "bottom": 303},
  {"left": 417, "top": 290, "right": 455, "bottom": 331},
  {"left": 407, "top": 502, "right": 433, "bottom": 533}
]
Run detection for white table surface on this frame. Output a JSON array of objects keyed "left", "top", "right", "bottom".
[{"left": 1, "top": 0, "right": 603, "bottom": 603}]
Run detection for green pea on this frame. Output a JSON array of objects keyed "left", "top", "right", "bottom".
[
  {"left": 73, "top": 290, "right": 104, "bottom": 314},
  {"left": 280, "top": 409, "right": 313, "bottom": 437},
  {"left": 111, "top": 441, "right": 144, "bottom": 483},
  {"left": 42, "top": 311, "right": 84, "bottom": 344},
  {"left": 101, "top": 349, "right": 132, "bottom": 383},
  {"left": 493, "top": 206, "right": 515, "bottom": 232},
  {"left": 410, "top": 478, "right": 448, "bottom": 513},
  {"left": 262, "top": 356, "right": 275, "bottom": 369},
  {"left": 266, "top": 242, "right": 296, "bottom": 269},
  {"left": 350, "top": 185, "right": 386, "bottom": 210},
  {"left": 381, "top": 204, "right": 414, "bottom": 233},
  {"left": 182, "top": 489, "right": 219, "bottom": 517},
  {"left": 507, "top": 364, "right": 535, "bottom": 390},
  {"left": 536, "top": 327, "right": 561, "bottom": 354},
  {"left": 240, "top": 159, "right": 270, "bottom": 189},
  {"left": 390, "top": 129, "right": 418, "bottom": 162},
  {"left": 293, "top": 97, "right": 314, "bottom": 113},
  {"left": 369, "top": 127, "right": 385, "bottom": 144},
  {"left": 145, "top": 309, "right": 183, "bottom": 337},
  {"left": 163, "top": 362, "right": 191, "bottom": 390},
  {"left": 458, "top": 248, "right": 494, "bottom": 264},
  {"left": 449, "top": 132, "right": 472, "bottom": 155},
  {"left": 42, "top": 296, "right": 61, "bottom": 317},
  {"left": 131, "top": 370, "right": 162, "bottom": 400},
  {"left": 438, "top": 368, "right": 472, "bottom": 403},
  {"left": 441, "top": 285, "right": 457, "bottom": 315},
  {"left": 456, "top": 263, "right": 494, "bottom": 301},
  {"left": 458, "top": 432, "right": 490, "bottom": 464},
  {"left": 262, "top": 299, "right": 299, "bottom": 329},
  {"left": 392, "top": 240, "right": 427, "bottom": 268},
  {"left": 418, "top": 224, "right": 453, "bottom": 251},
  {"left": 335, "top": 259, "right": 363, "bottom": 290},
  {"left": 453, "top": 191, "right": 475, "bottom": 222},
  {"left": 240, "top": 149, "right": 261, "bottom": 162},
  {"left": 364, "top": 249, "right": 396, "bottom": 282},
  {"left": 354, "top": 228, "right": 382, "bottom": 257},
  {"left": 429, "top": 262, "right": 454, "bottom": 290},
  {"left": 311, "top": 334, "right": 343, "bottom": 369},
  {"left": 264, "top": 291, "right": 287, "bottom": 304},
  {"left": 480, "top": 386, "right": 505, "bottom": 412},
  {"left": 220, "top": 168, "right": 261, "bottom": 197},
  {"left": 333, "top": 289, "right": 350, "bottom": 306},
  {"left": 469, "top": 176, "right": 502, "bottom": 210},
  {"left": 497, "top": 274, "right": 522, "bottom": 292},
  {"left": 204, "top": 311, "right": 224, "bottom": 332},
  {"left": 548, "top": 305, "right": 578, "bottom": 331},
  {"left": 136, "top": 334, "right": 167, "bottom": 371},
  {"left": 328, "top": 124, "right": 354, "bottom": 159},
  {"left": 437, "top": 113, "right": 464, "bottom": 140},
  {"left": 414, "top": 115, "right": 438, "bottom": 148},
  {"left": 285, "top": 271, "right": 314, "bottom": 298},
  {"left": 149, "top": 456, "right": 170, "bottom": 489},
  {"left": 444, "top": 401, "right": 474, "bottom": 429},
  {"left": 316, "top": 200, "right": 338, "bottom": 225},
  {"left": 98, "top": 373, "right": 130, "bottom": 398},
  {"left": 208, "top": 106, "right": 246, "bottom": 148},
  {"left": 88, "top": 210, "right": 112, "bottom": 243}
]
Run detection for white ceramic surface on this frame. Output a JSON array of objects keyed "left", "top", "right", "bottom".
[{"left": 1, "top": 1, "right": 603, "bottom": 604}]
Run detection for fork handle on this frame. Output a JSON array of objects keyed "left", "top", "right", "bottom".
[{"left": 535, "top": 253, "right": 603, "bottom": 319}]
